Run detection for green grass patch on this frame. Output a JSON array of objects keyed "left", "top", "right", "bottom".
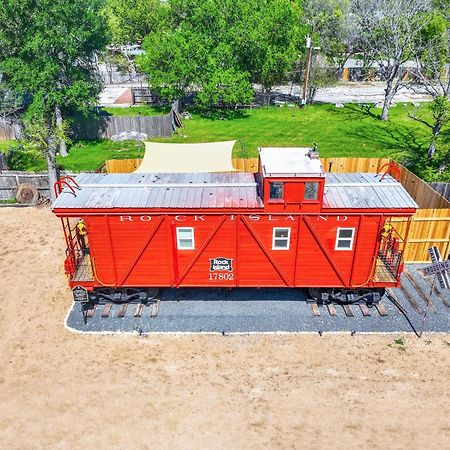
[
  {"left": 101, "top": 105, "right": 170, "bottom": 116},
  {"left": 0, "top": 198, "right": 17, "bottom": 204},
  {"left": 151, "top": 103, "right": 433, "bottom": 159},
  {"left": 57, "top": 139, "right": 145, "bottom": 172},
  {"left": 0, "top": 140, "right": 15, "bottom": 153}
]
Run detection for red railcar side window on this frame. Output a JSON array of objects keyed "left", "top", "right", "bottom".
[
  {"left": 335, "top": 228, "right": 355, "bottom": 250},
  {"left": 269, "top": 182, "right": 284, "bottom": 200},
  {"left": 272, "top": 227, "right": 291, "bottom": 250},
  {"left": 176, "top": 227, "right": 195, "bottom": 250}
]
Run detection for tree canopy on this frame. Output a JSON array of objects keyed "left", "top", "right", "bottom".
[
  {"left": 0, "top": 0, "right": 109, "bottom": 197},
  {"left": 351, "top": 0, "right": 432, "bottom": 120},
  {"left": 105, "top": 0, "right": 169, "bottom": 45},
  {"left": 0, "top": 0, "right": 109, "bottom": 120},
  {"left": 138, "top": 0, "right": 305, "bottom": 108}
]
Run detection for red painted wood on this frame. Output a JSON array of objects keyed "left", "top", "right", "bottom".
[
  {"left": 176, "top": 216, "right": 227, "bottom": 286},
  {"left": 117, "top": 216, "right": 164, "bottom": 286}
]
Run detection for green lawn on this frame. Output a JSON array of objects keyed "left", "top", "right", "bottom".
[
  {"left": 3, "top": 104, "right": 447, "bottom": 180},
  {"left": 0, "top": 140, "right": 15, "bottom": 153},
  {"left": 153, "top": 103, "right": 433, "bottom": 159},
  {"left": 101, "top": 105, "right": 170, "bottom": 116},
  {"left": 57, "top": 139, "right": 146, "bottom": 172}
]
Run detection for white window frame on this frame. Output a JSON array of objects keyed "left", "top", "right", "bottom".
[
  {"left": 272, "top": 227, "right": 291, "bottom": 250},
  {"left": 176, "top": 227, "right": 195, "bottom": 250},
  {"left": 335, "top": 227, "right": 355, "bottom": 251}
]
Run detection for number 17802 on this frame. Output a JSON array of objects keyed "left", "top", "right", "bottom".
[{"left": 209, "top": 272, "right": 234, "bottom": 281}]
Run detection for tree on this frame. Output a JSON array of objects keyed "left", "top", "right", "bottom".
[
  {"left": 351, "top": 0, "right": 432, "bottom": 121},
  {"left": 303, "top": 0, "right": 354, "bottom": 69},
  {"left": 138, "top": 0, "right": 304, "bottom": 108},
  {"left": 411, "top": 1, "right": 450, "bottom": 157},
  {"left": 0, "top": 0, "right": 108, "bottom": 199},
  {"left": 105, "top": 0, "right": 168, "bottom": 45},
  {"left": 0, "top": 83, "right": 23, "bottom": 120},
  {"left": 306, "top": 60, "right": 338, "bottom": 104}
]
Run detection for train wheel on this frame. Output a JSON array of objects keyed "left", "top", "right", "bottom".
[
  {"left": 308, "top": 287, "right": 386, "bottom": 304},
  {"left": 308, "top": 288, "right": 326, "bottom": 302},
  {"left": 147, "top": 288, "right": 159, "bottom": 300}
]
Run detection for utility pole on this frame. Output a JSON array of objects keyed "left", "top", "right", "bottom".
[{"left": 302, "top": 35, "right": 312, "bottom": 106}]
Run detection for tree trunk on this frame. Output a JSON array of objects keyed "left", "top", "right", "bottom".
[
  {"left": 428, "top": 122, "right": 443, "bottom": 158},
  {"left": 46, "top": 136, "right": 58, "bottom": 203},
  {"left": 55, "top": 104, "right": 68, "bottom": 157},
  {"left": 381, "top": 81, "right": 395, "bottom": 121},
  {"left": 0, "top": 152, "right": 9, "bottom": 170}
]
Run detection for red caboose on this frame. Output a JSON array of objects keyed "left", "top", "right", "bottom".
[{"left": 52, "top": 147, "right": 417, "bottom": 304}]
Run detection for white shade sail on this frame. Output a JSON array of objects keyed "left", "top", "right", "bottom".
[{"left": 134, "top": 141, "right": 237, "bottom": 173}]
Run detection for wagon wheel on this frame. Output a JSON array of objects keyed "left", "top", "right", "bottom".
[{"left": 16, "top": 183, "right": 39, "bottom": 205}]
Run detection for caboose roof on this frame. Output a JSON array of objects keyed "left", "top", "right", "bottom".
[
  {"left": 323, "top": 173, "right": 418, "bottom": 209},
  {"left": 52, "top": 172, "right": 263, "bottom": 210},
  {"left": 259, "top": 147, "right": 325, "bottom": 178}
]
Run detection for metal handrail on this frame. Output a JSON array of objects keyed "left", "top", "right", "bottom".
[{"left": 53, "top": 176, "right": 81, "bottom": 198}]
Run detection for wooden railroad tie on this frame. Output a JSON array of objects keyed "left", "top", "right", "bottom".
[
  {"left": 404, "top": 271, "right": 437, "bottom": 312},
  {"left": 101, "top": 303, "right": 113, "bottom": 318},
  {"left": 134, "top": 303, "right": 144, "bottom": 318},
  {"left": 399, "top": 279, "right": 423, "bottom": 314},
  {"left": 151, "top": 299, "right": 161, "bottom": 318},
  {"left": 375, "top": 303, "right": 388, "bottom": 316},
  {"left": 118, "top": 303, "right": 128, "bottom": 318},
  {"left": 418, "top": 270, "right": 450, "bottom": 309},
  {"left": 310, "top": 303, "right": 321, "bottom": 317},
  {"left": 86, "top": 304, "right": 96, "bottom": 319},
  {"left": 386, "top": 288, "right": 403, "bottom": 314},
  {"left": 342, "top": 304, "right": 354, "bottom": 317},
  {"left": 359, "top": 304, "right": 371, "bottom": 317},
  {"left": 326, "top": 304, "right": 337, "bottom": 316}
]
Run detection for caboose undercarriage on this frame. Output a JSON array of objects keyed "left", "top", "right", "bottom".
[
  {"left": 88, "top": 287, "right": 159, "bottom": 304},
  {"left": 308, "top": 287, "right": 385, "bottom": 305}
]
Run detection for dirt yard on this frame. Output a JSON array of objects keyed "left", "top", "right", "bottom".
[{"left": 0, "top": 207, "right": 449, "bottom": 450}]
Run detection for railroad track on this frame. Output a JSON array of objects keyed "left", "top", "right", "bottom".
[
  {"left": 395, "top": 268, "right": 449, "bottom": 313},
  {"left": 82, "top": 299, "right": 160, "bottom": 320},
  {"left": 78, "top": 269, "right": 449, "bottom": 327},
  {"left": 308, "top": 301, "right": 388, "bottom": 318}
]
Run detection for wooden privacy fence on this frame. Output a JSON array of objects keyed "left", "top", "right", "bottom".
[
  {"left": 0, "top": 171, "right": 51, "bottom": 200},
  {"left": 105, "top": 157, "right": 260, "bottom": 174},
  {"left": 1, "top": 113, "right": 175, "bottom": 141},
  {"left": 105, "top": 158, "right": 143, "bottom": 173},
  {"left": 73, "top": 113, "right": 174, "bottom": 140},
  {"left": 391, "top": 209, "right": 450, "bottom": 262},
  {"left": 320, "top": 157, "right": 391, "bottom": 174},
  {"left": 429, "top": 182, "right": 450, "bottom": 202}
]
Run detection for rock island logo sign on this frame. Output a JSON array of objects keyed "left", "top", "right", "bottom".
[{"left": 209, "top": 257, "right": 233, "bottom": 272}]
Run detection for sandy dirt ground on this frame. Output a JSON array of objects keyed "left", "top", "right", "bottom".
[{"left": 0, "top": 207, "right": 449, "bottom": 450}]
